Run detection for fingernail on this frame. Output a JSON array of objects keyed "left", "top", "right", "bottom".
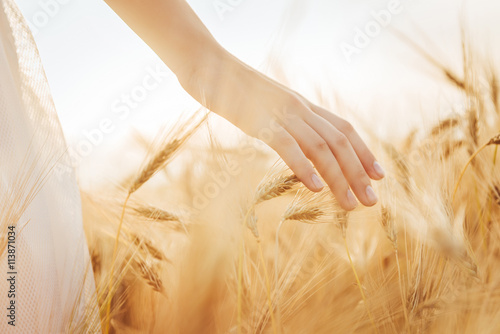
[
  {"left": 311, "top": 174, "right": 325, "bottom": 190},
  {"left": 373, "top": 161, "right": 386, "bottom": 178},
  {"left": 365, "top": 185, "right": 378, "bottom": 205},
  {"left": 347, "top": 189, "right": 358, "bottom": 209}
]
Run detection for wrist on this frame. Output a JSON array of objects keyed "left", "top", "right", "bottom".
[
  {"left": 176, "top": 45, "right": 253, "bottom": 116},
  {"left": 176, "top": 43, "right": 230, "bottom": 92}
]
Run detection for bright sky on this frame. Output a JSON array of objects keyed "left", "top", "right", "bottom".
[{"left": 13, "top": 0, "right": 500, "bottom": 182}]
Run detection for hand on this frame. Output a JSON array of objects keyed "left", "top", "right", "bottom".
[
  {"left": 103, "top": 0, "right": 384, "bottom": 210},
  {"left": 179, "top": 52, "right": 385, "bottom": 211}
]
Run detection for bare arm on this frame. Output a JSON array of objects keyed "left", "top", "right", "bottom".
[
  {"left": 103, "top": 0, "right": 385, "bottom": 210},
  {"left": 103, "top": 0, "right": 223, "bottom": 80}
]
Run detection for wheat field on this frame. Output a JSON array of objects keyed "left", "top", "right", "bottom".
[{"left": 80, "top": 41, "right": 500, "bottom": 333}]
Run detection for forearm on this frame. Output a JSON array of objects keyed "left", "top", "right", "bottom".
[
  {"left": 103, "top": 0, "right": 261, "bottom": 120},
  {"left": 103, "top": 0, "right": 226, "bottom": 83}
]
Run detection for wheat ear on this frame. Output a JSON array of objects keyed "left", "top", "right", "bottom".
[{"left": 136, "top": 260, "right": 166, "bottom": 295}]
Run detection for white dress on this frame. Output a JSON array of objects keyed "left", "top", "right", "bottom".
[{"left": 0, "top": 0, "right": 101, "bottom": 332}]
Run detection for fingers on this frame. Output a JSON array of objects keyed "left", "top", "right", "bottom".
[
  {"left": 300, "top": 113, "right": 377, "bottom": 208},
  {"left": 311, "top": 104, "right": 385, "bottom": 180},
  {"left": 286, "top": 119, "right": 375, "bottom": 210},
  {"left": 264, "top": 127, "right": 325, "bottom": 193}
]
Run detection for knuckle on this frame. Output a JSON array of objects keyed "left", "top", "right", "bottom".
[
  {"left": 301, "top": 108, "right": 315, "bottom": 120},
  {"left": 332, "top": 133, "right": 349, "bottom": 148},
  {"left": 285, "top": 95, "right": 308, "bottom": 117},
  {"left": 339, "top": 120, "right": 355, "bottom": 135},
  {"left": 305, "top": 139, "right": 329, "bottom": 157},
  {"left": 313, "top": 139, "right": 330, "bottom": 152},
  {"left": 274, "top": 133, "right": 296, "bottom": 148},
  {"left": 288, "top": 95, "right": 304, "bottom": 108}
]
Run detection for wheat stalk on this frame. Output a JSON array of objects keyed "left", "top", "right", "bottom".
[
  {"left": 273, "top": 189, "right": 339, "bottom": 333},
  {"left": 380, "top": 205, "right": 410, "bottom": 331},
  {"left": 237, "top": 168, "right": 300, "bottom": 333},
  {"left": 274, "top": 201, "right": 328, "bottom": 321},
  {"left": 453, "top": 133, "right": 500, "bottom": 202},
  {"left": 104, "top": 111, "right": 207, "bottom": 334}
]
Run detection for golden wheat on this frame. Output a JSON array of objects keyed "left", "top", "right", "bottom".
[{"left": 77, "top": 38, "right": 500, "bottom": 334}]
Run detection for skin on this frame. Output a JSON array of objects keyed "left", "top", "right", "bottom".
[{"left": 103, "top": 0, "right": 385, "bottom": 210}]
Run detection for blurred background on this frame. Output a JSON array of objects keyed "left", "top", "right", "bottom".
[{"left": 15, "top": 0, "right": 500, "bottom": 185}]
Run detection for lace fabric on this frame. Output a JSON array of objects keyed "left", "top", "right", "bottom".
[{"left": 0, "top": 0, "right": 101, "bottom": 332}]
